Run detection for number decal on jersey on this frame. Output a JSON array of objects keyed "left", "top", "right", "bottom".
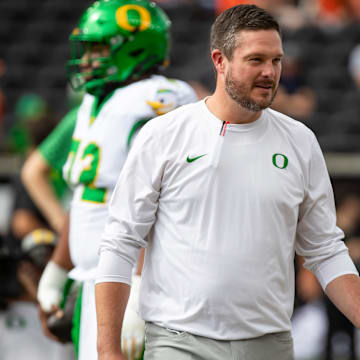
[
  {"left": 79, "top": 143, "right": 99, "bottom": 184},
  {"left": 66, "top": 139, "right": 107, "bottom": 203},
  {"left": 115, "top": 5, "right": 151, "bottom": 32},
  {"left": 66, "top": 139, "right": 80, "bottom": 183},
  {"left": 79, "top": 143, "right": 107, "bottom": 203}
]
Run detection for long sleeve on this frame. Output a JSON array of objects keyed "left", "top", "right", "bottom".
[
  {"left": 96, "top": 121, "right": 165, "bottom": 285},
  {"left": 295, "top": 135, "right": 358, "bottom": 289}
]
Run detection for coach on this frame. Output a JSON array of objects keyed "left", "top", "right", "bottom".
[{"left": 95, "top": 5, "right": 360, "bottom": 360}]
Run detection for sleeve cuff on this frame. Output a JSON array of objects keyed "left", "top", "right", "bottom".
[
  {"left": 95, "top": 250, "right": 133, "bottom": 285},
  {"left": 314, "top": 252, "right": 359, "bottom": 290}
]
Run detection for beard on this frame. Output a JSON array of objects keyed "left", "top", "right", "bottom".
[{"left": 225, "top": 71, "right": 277, "bottom": 112}]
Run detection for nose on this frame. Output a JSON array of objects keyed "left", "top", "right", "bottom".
[
  {"left": 261, "top": 61, "right": 276, "bottom": 79},
  {"left": 81, "top": 50, "right": 91, "bottom": 64}
]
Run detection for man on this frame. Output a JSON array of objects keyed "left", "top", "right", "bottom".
[
  {"left": 30, "top": 1, "right": 197, "bottom": 359},
  {"left": 95, "top": 5, "right": 360, "bottom": 360}
]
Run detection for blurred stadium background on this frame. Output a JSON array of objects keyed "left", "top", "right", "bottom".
[{"left": 1, "top": 0, "right": 360, "bottom": 359}]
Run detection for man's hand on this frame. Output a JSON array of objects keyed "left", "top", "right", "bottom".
[
  {"left": 37, "top": 260, "right": 69, "bottom": 341},
  {"left": 46, "top": 282, "right": 78, "bottom": 343},
  {"left": 37, "top": 260, "right": 68, "bottom": 312},
  {"left": 39, "top": 305, "right": 65, "bottom": 342},
  {"left": 121, "top": 276, "right": 145, "bottom": 360}
]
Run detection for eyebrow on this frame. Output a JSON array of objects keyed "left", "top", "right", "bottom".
[{"left": 244, "top": 53, "right": 284, "bottom": 59}]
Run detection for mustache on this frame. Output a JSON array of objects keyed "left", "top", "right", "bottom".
[{"left": 254, "top": 80, "right": 275, "bottom": 87}]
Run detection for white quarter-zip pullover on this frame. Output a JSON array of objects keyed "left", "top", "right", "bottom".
[{"left": 96, "top": 99, "right": 357, "bottom": 340}]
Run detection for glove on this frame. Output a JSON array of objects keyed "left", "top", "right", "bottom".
[
  {"left": 37, "top": 260, "right": 68, "bottom": 312},
  {"left": 47, "top": 280, "right": 79, "bottom": 343},
  {"left": 121, "top": 275, "right": 145, "bottom": 360}
]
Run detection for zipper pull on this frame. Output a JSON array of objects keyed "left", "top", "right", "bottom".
[{"left": 219, "top": 121, "right": 230, "bottom": 136}]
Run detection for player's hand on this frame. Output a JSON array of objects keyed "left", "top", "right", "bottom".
[
  {"left": 121, "top": 275, "right": 145, "bottom": 360},
  {"left": 38, "top": 304, "right": 64, "bottom": 342},
  {"left": 37, "top": 261, "right": 68, "bottom": 312},
  {"left": 37, "top": 260, "right": 69, "bottom": 340},
  {"left": 46, "top": 283, "right": 77, "bottom": 343}
]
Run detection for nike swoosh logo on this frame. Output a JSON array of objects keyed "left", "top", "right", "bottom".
[{"left": 186, "top": 154, "right": 207, "bottom": 163}]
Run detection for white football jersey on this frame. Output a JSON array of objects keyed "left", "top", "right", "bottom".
[{"left": 63, "top": 75, "right": 197, "bottom": 280}]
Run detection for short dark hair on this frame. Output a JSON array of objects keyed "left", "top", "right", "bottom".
[{"left": 210, "top": 5, "right": 281, "bottom": 60}]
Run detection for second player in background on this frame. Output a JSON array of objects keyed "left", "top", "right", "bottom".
[{"left": 22, "top": 1, "right": 198, "bottom": 359}]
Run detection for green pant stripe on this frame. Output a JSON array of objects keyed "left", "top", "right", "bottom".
[
  {"left": 71, "top": 284, "right": 83, "bottom": 359},
  {"left": 60, "top": 278, "right": 75, "bottom": 309}
]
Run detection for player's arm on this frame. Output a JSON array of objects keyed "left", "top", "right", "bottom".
[
  {"left": 325, "top": 274, "right": 360, "bottom": 327},
  {"left": 37, "top": 212, "right": 74, "bottom": 341},
  {"left": 21, "top": 107, "right": 78, "bottom": 233},
  {"left": 22, "top": 150, "right": 65, "bottom": 233},
  {"left": 50, "top": 211, "right": 73, "bottom": 270}
]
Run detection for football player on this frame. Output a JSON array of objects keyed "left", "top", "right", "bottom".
[{"left": 29, "top": 1, "right": 198, "bottom": 359}]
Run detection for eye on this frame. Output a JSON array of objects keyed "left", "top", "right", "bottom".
[
  {"left": 273, "top": 58, "right": 282, "bottom": 64},
  {"left": 250, "top": 58, "right": 261, "bottom": 63}
]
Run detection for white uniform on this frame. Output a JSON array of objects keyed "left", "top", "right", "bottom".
[
  {"left": 63, "top": 75, "right": 197, "bottom": 281},
  {"left": 97, "top": 99, "right": 358, "bottom": 340},
  {"left": 62, "top": 75, "right": 197, "bottom": 359}
]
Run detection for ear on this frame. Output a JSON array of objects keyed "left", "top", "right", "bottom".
[{"left": 211, "top": 49, "right": 227, "bottom": 75}]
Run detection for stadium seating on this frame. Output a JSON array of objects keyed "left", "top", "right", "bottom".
[
  {"left": 0, "top": 1, "right": 359, "bottom": 151},
  {"left": 0, "top": 0, "right": 92, "bottom": 114}
]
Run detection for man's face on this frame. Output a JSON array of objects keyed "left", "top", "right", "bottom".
[{"left": 224, "top": 30, "right": 283, "bottom": 112}]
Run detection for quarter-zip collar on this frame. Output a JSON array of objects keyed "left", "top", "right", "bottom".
[{"left": 200, "top": 98, "right": 268, "bottom": 145}]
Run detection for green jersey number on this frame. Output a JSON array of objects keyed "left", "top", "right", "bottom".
[{"left": 67, "top": 139, "right": 107, "bottom": 203}]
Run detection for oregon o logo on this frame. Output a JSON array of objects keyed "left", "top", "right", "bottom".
[
  {"left": 116, "top": 5, "right": 151, "bottom": 32},
  {"left": 272, "top": 153, "right": 288, "bottom": 169}
]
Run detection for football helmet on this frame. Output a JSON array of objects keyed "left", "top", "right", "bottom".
[{"left": 67, "top": 0, "right": 171, "bottom": 95}]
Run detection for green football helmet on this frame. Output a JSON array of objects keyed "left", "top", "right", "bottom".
[{"left": 67, "top": 0, "right": 171, "bottom": 95}]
